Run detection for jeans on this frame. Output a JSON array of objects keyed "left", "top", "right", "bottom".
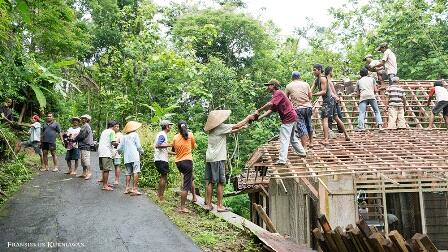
[
  {"left": 279, "top": 122, "right": 306, "bottom": 163},
  {"left": 358, "top": 99, "right": 383, "bottom": 129}
]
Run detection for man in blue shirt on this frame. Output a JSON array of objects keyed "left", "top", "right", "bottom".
[{"left": 41, "top": 112, "right": 63, "bottom": 172}]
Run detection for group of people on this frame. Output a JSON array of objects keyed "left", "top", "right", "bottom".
[{"left": 8, "top": 42, "right": 448, "bottom": 213}]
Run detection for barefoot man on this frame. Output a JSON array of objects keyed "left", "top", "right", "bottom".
[
  {"left": 41, "top": 112, "right": 63, "bottom": 172},
  {"left": 154, "top": 120, "right": 174, "bottom": 201},
  {"left": 75, "top": 114, "right": 93, "bottom": 180},
  {"left": 204, "top": 110, "right": 252, "bottom": 211},
  {"left": 97, "top": 120, "right": 118, "bottom": 191}
]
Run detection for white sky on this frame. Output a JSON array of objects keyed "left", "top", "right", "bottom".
[{"left": 153, "top": 0, "right": 368, "bottom": 36}]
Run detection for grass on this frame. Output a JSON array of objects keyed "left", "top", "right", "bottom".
[
  {"left": 146, "top": 188, "right": 265, "bottom": 252},
  {"left": 0, "top": 154, "right": 39, "bottom": 207}
]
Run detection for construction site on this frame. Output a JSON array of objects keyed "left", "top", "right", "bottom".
[{"left": 233, "top": 80, "right": 448, "bottom": 251}]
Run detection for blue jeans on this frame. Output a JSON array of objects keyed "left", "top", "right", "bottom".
[{"left": 358, "top": 99, "right": 383, "bottom": 129}]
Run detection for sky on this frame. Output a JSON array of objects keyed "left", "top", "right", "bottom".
[{"left": 153, "top": 0, "right": 367, "bottom": 37}]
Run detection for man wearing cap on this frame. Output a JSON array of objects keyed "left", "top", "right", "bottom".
[
  {"left": 64, "top": 117, "right": 81, "bottom": 175},
  {"left": 17, "top": 115, "right": 43, "bottom": 168},
  {"left": 41, "top": 112, "right": 63, "bottom": 172},
  {"left": 374, "top": 42, "right": 397, "bottom": 85},
  {"left": 154, "top": 120, "right": 174, "bottom": 201},
  {"left": 385, "top": 77, "right": 407, "bottom": 130},
  {"left": 255, "top": 79, "right": 306, "bottom": 164},
  {"left": 75, "top": 114, "right": 94, "bottom": 179},
  {"left": 285, "top": 71, "right": 314, "bottom": 148},
  {"left": 97, "top": 120, "right": 118, "bottom": 191},
  {"left": 204, "top": 111, "right": 253, "bottom": 211}
]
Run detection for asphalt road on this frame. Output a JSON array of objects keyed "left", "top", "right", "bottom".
[{"left": 0, "top": 153, "right": 202, "bottom": 252}]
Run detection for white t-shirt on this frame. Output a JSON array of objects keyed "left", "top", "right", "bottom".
[
  {"left": 154, "top": 131, "right": 169, "bottom": 162},
  {"left": 30, "top": 122, "right": 41, "bottom": 142},
  {"left": 356, "top": 76, "right": 377, "bottom": 102},
  {"left": 98, "top": 128, "right": 116, "bottom": 158},
  {"left": 206, "top": 123, "right": 234, "bottom": 162},
  {"left": 435, "top": 86, "right": 448, "bottom": 102},
  {"left": 66, "top": 127, "right": 81, "bottom": 149},
  {"left": 382, "top": 49, "right": 397, "bottom": 75}
]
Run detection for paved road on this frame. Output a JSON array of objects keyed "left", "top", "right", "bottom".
[{"left": 0, "top": 153, "right": 202, "bottom": 252}]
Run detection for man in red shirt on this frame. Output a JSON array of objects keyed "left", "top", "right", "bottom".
[{"left": 254, "top": 79, "right": 306, "bottom": 164}]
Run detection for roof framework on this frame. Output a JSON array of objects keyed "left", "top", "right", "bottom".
[{"left": 236, "top": 80, "right": 448, "bottom": 194}]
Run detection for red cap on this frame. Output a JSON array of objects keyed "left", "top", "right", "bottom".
[{"left": 32, "top": 115, "right": 40, "bottom": 122}]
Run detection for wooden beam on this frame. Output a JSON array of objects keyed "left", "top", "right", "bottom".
[{"left": 252, "top": 203, "right": 277, "bottom": 233}]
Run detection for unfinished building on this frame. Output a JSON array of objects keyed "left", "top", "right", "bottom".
[{"left": 234, "top": 80, "right": 448, "bottom": 250}]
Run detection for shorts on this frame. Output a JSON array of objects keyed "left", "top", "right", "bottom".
[
  {"left": 296, "top": 108, "right": 313, "bottom": 138},
  {"left": 80, "top": 150, "right": 91, "bottom": 168},
  {"left": 176, "top": 160, "right": 193, "bottom": 192},
  {"left": 113, "top": 157, "right": 121, "bottom": 166},
  {"left": 205, "top": 160, "right": 226, "bottom": 184},
  {"left": 21, "top": 141, "right": 42, "bottom": 155},
  {"left": 320, "top": 97, "right": 336, "bottom": 119},
  {"left": 99, "top": 157, "right": 113, "bottom": 171},
  {"left": 155, "top": 161, "right": 169, "bottom": 176},
  {"left": 388, "top": 73, "right": 396, "bottom": 85},
  {"left": 65, "top": 148, "right": 80, "bottom": 161},
  {"left": 432, "top": 101, "right": 448, "bottom": 116},
  {"left": 41, "top": 142, "right": 56, "bottom": 151},
  {"left": 125, "top": 162, "right": 141, "bottom": 175}
]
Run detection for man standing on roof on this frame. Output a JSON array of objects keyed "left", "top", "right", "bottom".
[
  {"left": 204, "top": 110, "right": 253, "bottom": 212},
  {"left": 374, "top": 42, "right": 397, "bottom": 85},
  {"left": 312, "top": 64, "right": 350, "bottom": 144},
  {"left": 254, "top": 79, "right": 306, "bottom": 164},
  {"left": 385, "top": 77, "right": 407, "bottom": 130},
  {"left": 426, "top": 80, "right": 448, "bottom": 130},
  {"left": 285, "top": 71, "right": 314, "bottom": 148},
  {"left": 355, "top": 68, "right": 384, "bottom": 131}
]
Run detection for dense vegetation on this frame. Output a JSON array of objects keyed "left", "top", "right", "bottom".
[{"left": 1, "top": 0, "right": 447, "bottom": 216}]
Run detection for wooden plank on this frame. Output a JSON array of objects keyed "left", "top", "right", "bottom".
[
  {"left": 318, "top": 214, "right": 332, "bottom": 232},
  {"left": 252, "top": 203, "right": 277, "bottom": 233},
  {"left": 312, "top": 228, "right": 330, "bottom": 252},
  {"left": 356, "top": 218, "right": 373, "bottom": 238},
  {"left": 346, "top": 226, "right": 365, "bottom": 252},
  {"left": 411, "top": 233, "right": 438, "bottom": 252},
  {"left": 332, "top": 229, "right": 349, "bottom": 252},
  {"left": 368, "top": 233, "right": 386, "bottom": 252},
  {"left": 388, "top": 230, "right": 410, "bottom": 252},
  {"left": 335, "top": 226, "right": 355, "bottom": 252}
]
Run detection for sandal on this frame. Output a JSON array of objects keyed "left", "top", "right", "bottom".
[
  {"left": 101, "top": 187, "right": 114, "bottom": 191},
  {"left": 130, "top": 191, "right": 142, "bottom": 196},
  {"left": 217, "top": 207, "right": 232, "bottom": 212}
]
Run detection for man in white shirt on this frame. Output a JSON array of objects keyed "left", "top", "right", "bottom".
[
  {"left": 154, "top": 120, "right": 173, "bottom": 201},
  {"left": 355, "top": 68, "right": 384, "bottom": 131},
  {"left": 426, "top": 80, "right": 448, "bottom": 130},
  {"left": 374, "top": 42, "right": 397, "bottom": 85},
  {"left": 18, "top": 115, "right": 43, "bottom": 168},
  {"left": 97, "top": 120, "right": 118, "bottom": 191}
]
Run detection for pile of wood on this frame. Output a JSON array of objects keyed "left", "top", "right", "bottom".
[{"left": 313, "top": 215, "right": 438, "bottom": 252}]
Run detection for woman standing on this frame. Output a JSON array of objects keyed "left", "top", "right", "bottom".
[{"left": 171, "top": 121, "right": 197, "bottom": 213}]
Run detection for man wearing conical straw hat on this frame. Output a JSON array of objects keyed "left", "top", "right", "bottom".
[
  {"left": 204, "top": 110, "right": 254, "bottom": 212},
  {"left": 118, "top": 121, "right": 144, "bottom": 196},
  {"left": 254, "top": 79, "right": 306, "bottom": 164}
]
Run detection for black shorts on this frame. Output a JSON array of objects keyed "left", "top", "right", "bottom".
[
  {"left": 154, "top": 161, "right": 169, "bottom": 176},
  {"left": 175, "top": 160, "right": 193, "bottom": 192},
  {"left": 65, "top": 148, "right": 80, "bottom": 161},
  {"left": 41, "top": 142, "right": 56, "bottom": 151}
]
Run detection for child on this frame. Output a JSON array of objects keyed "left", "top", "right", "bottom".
[
  {"left": 64, "top": 117, "right": 81, "bottom": 175},
  {"left": 385, "top": 77, "right": 407, "bottom": 129},
  {"left": 118, "top": 121, "right": 144, "bottom": 196},
  {"left": 426, "top": 80, "right": 448, "bottom": 130}
]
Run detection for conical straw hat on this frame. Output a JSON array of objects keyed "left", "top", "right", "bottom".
[
  {"left": 123, "top": 121, "right": 142, "bottom": 134},
  {"left": 204, "top": 110, "right": 231, "bottom": 132}
]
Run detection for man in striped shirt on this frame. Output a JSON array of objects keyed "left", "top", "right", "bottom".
[{"left": 385, "top": 77, "right": 407, "bottom": 129}]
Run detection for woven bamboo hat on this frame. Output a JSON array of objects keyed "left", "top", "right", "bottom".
[
  {"left": 204, "top": 110, "right": 231, "bottom": 132},
  {"left": 123, "top": 121, "right": 142, "bottom": 134}
]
